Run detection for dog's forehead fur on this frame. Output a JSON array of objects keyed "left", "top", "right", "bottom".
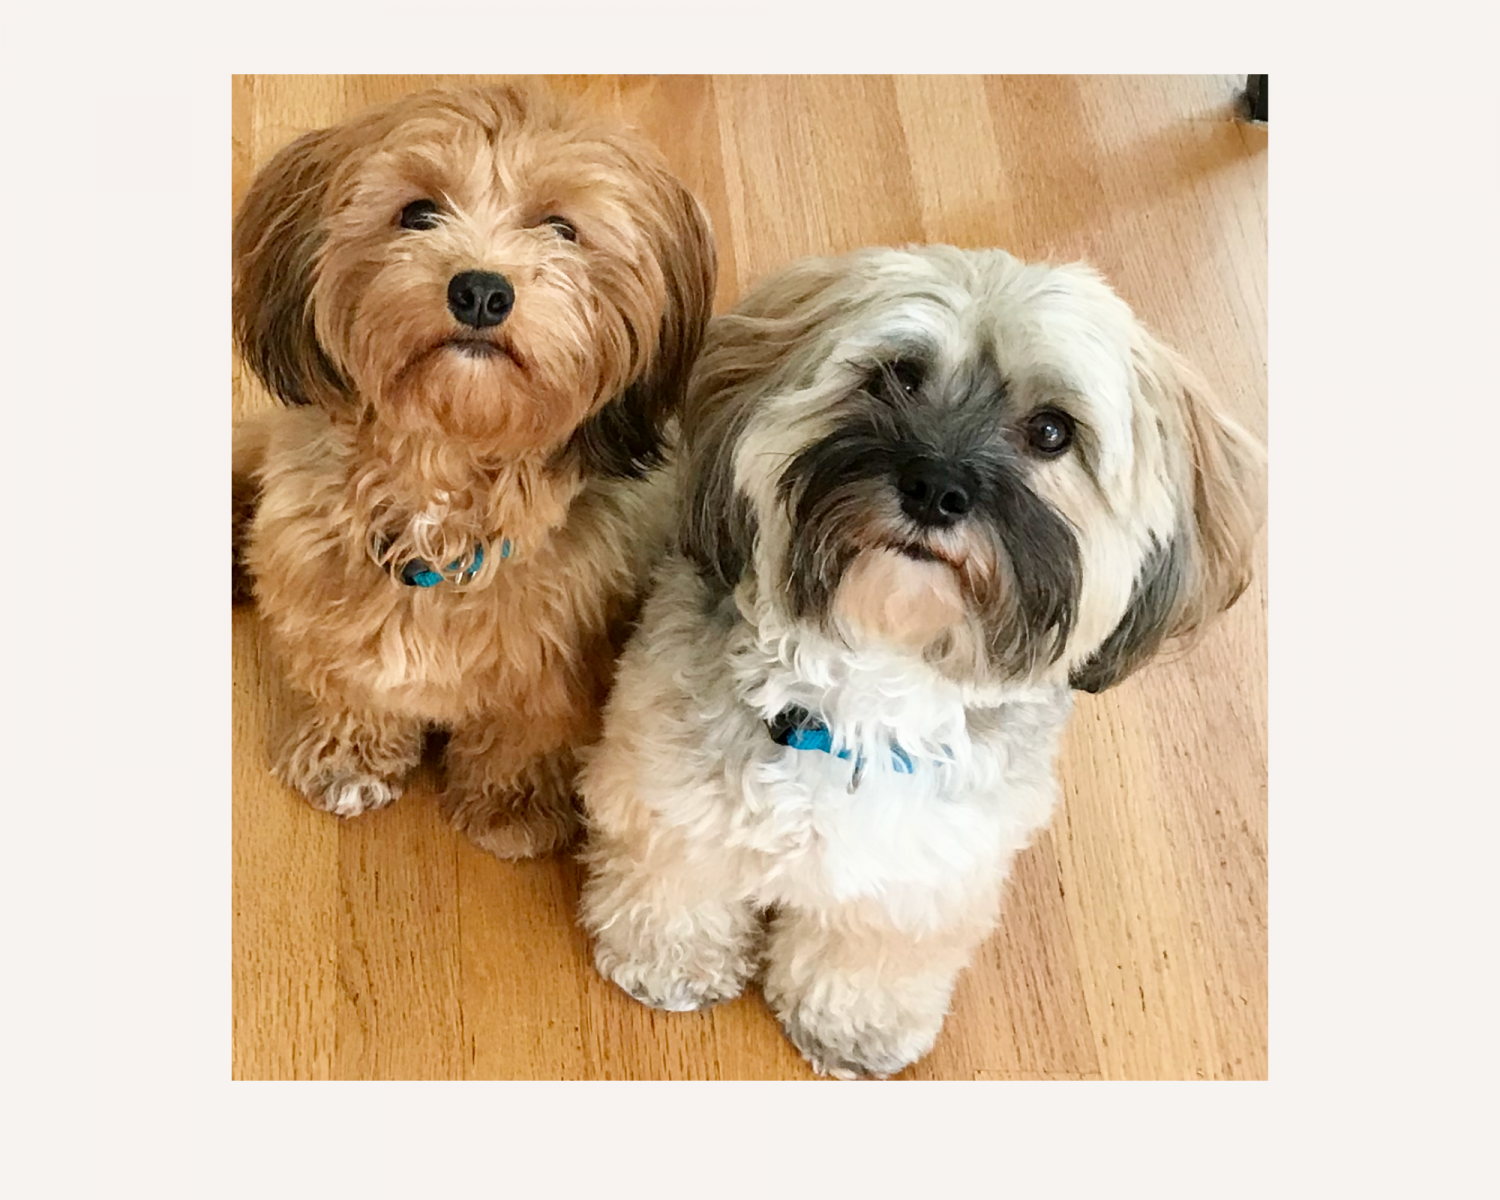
[
  {"left": 326, "top": 89, "right": 664, "bottom": 251},
  {"left": 732, "top": 247, "right": 1142, "bottom": 509}
]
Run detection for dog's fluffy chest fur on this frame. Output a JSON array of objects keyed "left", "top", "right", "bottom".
[
  {"left": 615, "top": 559, "right": 1071, "bottom": 930},
  {"left": 742, "top": 734, "right": 1019, "bottom": 922},
  {"left": 735, "top": 630, "right": 1068, "bottom": 922},
  {"left": 246, "top": 408, "right": 672, "bottom": 722}
]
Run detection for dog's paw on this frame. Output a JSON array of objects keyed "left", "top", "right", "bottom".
[
  {"left": 274, "top": 710, "right": 421, "bottom": 819},
  {"left": 776, "top": 1004, "right": 942, "bottom": 1081},
  {"left": 595, "top": 951, "right": 746, "bottom": 1013},
  {"left": 452, "top": 800, "right": 578, "bottom": 860},
  {"left": 307, "top": 773, "right": 402, "bottom": 818}
]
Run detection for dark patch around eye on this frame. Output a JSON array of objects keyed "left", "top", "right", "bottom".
[
  {"left": 868, "top": 357, "right": 926, "bottom": 403},
  {"left": 776, "top": 407, "right": 1083, "bottom": 674},
  {"left": 541, "top": 215, "right": 577, "bottom": 242}
]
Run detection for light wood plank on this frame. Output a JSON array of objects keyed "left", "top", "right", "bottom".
[{"left": 333, "top": 772, "right": 465, "bottom": 1080}]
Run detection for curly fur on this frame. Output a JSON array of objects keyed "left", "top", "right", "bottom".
[
  {"left": 578, "top": 246, "right": 1264, "bottom": 1076},
  {"left": 232, "top": 84, "right": 715, "bottom": 857}
]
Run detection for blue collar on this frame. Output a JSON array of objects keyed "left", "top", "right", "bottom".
[
  {"left": 375, "top": 538, "right": 512, "bottom": 588},
  {"left": 767, "top": 705, "right": 916, "bottom": 775}
]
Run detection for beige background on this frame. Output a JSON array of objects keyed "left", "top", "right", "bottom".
[{"left": 232, "top": 74, "right": 1267, "bottom": 1080}]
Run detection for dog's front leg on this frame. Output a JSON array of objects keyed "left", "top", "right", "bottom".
[
  {"left": 579, "top": 826, "right": 762, "bottom": 1013},
  {"left": 274, "top": 700, "right": 424, "bottom": 818},
  {"left": 443, "top": 655, "right": 609, "bottom": 858},
  {"left": 443, "top": 732, "right": 582, "bottom": 860},
  {"left": 762, "top": 895, "right": 998, "bottom": 1079}
]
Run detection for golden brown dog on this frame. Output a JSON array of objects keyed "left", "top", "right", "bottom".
[{"left": 232, "top": 84, "right": 715, "bottom": 858}]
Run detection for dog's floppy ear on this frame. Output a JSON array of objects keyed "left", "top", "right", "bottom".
[
  {"left": 676, "top": 257, "right": 855, "bottom": 592},
  {"left": 570, "top": 171, "right": 717, "bottom": 478},
  {"left": 232, "top": 128, "right": 351, "bottom": 408},
  {"left": 678, "top": 373, "right": 758, "bottom": 593},
  {"left": 1070, "top": 337, "right": 1265, "bottom": 693},
  {"left": 1068, "top": 533, "right": 1187, "bottom": 693}
]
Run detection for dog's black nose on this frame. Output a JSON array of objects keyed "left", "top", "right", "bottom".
[
  {"left": 897, "top": 463, "right": 973, "bottom": 528},
  {"left": 447, "top": 271, "right": 515, "bottom": 329}
]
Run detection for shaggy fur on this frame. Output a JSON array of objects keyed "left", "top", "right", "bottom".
[
  {"left": 578, "top": 246, "right": 1264, "bottom": 1077},
  {"left": 232, "top": 84, "right": 715, "bottom": 857}
]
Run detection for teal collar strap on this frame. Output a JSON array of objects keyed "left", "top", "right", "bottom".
[
  {"left": 374, "top": 537, "right": 512, "bottom": 588},
  {"left": 767, "top": 705, "right": 916, "bottom": 774}
]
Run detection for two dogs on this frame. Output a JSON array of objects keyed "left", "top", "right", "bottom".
[{"left": 233, "top": 84, "right": 1265, "bottom": 1077}]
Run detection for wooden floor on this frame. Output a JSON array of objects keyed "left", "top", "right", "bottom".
[{"left": 231, "top": 75, "right": 1267, "bottom": 1080}]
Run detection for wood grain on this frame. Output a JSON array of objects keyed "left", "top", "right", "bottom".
[{"left": 231, "top": 74, "right": 1268, "bottom": 1080}]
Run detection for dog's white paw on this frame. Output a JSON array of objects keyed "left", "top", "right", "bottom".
[
  {"left": 313, "top": 774, "right": 401, "bottom": 818},
  {"left": 776, "top": 1003, "right": 943, "bottom": 1080},
  {"left": 596, "top": 951, "right": 747, "bottom": 1013}
]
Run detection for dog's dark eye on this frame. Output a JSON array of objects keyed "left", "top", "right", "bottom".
[
  {"left": 399, "top": 200, "right": 442, "bottom": 231},
  {"left": 1024, "top": 408, "right": 1075, "bottom": 456},
  {"left": 889, "top": 359, "right": 924, "bottom": 393},
  {"left": 540, "top": 215, "right": 577, "bottom": 242},
  {"left": 873, "top": 358, "right": 923, "bottom": 399}
]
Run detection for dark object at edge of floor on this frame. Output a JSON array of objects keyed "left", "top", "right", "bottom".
[{"left": 1242, "top": 75, "right": 1267, "bottom": 124}]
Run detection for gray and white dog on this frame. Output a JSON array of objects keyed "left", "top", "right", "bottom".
[{"left": 578, "top": 246, "right": 1265, "bottom": 1079}]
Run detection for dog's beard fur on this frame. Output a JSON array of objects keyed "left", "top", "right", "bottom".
[
  {"left": 680, "top": 245, "right": 1264, "bottom": 693},
  {"left": 773, "top": 373, "right": 1083, "bottom": 681}
]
